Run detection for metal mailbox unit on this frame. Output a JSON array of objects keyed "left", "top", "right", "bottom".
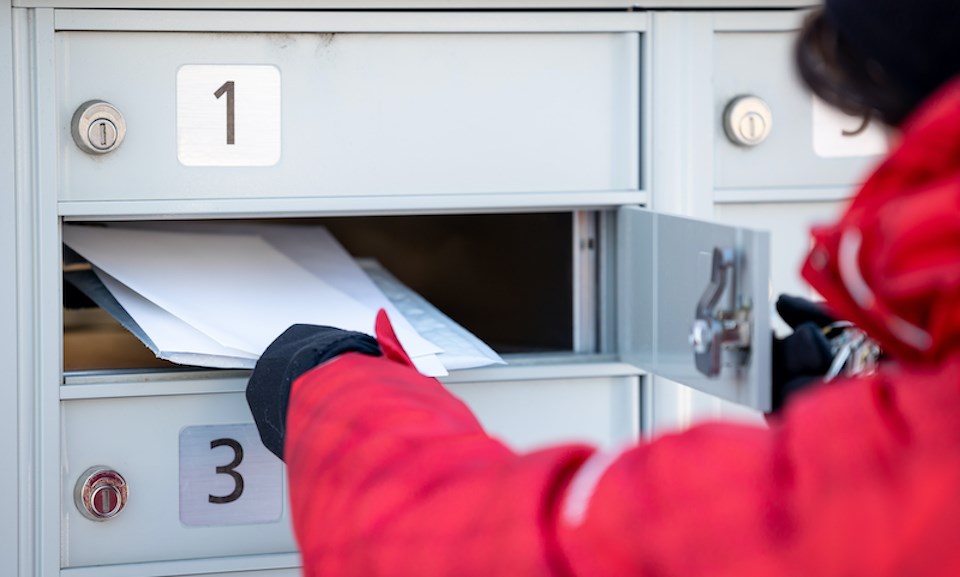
[
  {"left": 0, "top": 0, "right": 885, "bottom": 575},
  {"left": 643, "top": 8, "right": 887, "bottom": 428}
]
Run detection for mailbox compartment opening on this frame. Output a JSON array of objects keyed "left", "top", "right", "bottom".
[{"left": 63, "top": 212, "right": 597, "bottom": 373}]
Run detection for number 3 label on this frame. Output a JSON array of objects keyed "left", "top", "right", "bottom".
[
  {"left": 179, "top": 423, "right": 283, "bottom": 527},
  {"left": 177, "top": 65, "right": 281, "bottom": 167}
]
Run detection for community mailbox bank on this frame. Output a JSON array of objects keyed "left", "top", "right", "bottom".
[{"left": 0, "top": 0, "right": 886, "bottom": 575}]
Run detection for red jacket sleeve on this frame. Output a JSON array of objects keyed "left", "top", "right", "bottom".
[
  {"left": 557, "top": 360, "right": 960, "bottom": 577},
  {"left": 284, "top": 311, "right": 594, "bottom": 576},
  {"left": 284, "top": 311, "right": 960, "bottom": 577}
]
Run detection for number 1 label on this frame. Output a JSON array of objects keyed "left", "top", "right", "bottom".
[
  {"left": 179, "top": 423, "right": 283, "bottom": 527},
  {"left": 177, "top": 65, "right": 281, "bottom": 166}
]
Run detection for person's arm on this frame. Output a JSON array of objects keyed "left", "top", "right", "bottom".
[
  {"left": 282, "top": 311, "right": 594, "bottom": 576},
  {"left": 557, "top": 421, "right": 786, "bottom": 577},
  {"left": 255, "top": 310, "right": 892, "bottom": 577}
]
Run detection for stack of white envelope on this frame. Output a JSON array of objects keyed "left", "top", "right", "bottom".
[{"left": 62, "top": 222, "right": 503, "bottom": 377}]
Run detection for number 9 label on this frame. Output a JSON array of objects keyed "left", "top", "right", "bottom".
[
  {"left": 179, "top": 423, "right": 283, "bottom": 527},
  {"left": 811, "top": 95, "right": 888, "bottom": 158},
  {"left": 177, "top": 64, "right": 281, "bottom": 167}
]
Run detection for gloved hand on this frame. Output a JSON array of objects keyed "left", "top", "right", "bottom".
[
  {"left": 246, "top": 324, "right": 382, "bottom": 460},
  {"left": 770, "top": 295, "right": 838, "bottom": 414}
]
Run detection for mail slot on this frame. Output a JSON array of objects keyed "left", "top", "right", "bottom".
[
  {"left": 63, "top": 212, "right": 587, "bottom": 373},
  {"left": 61, "top": 205, "right": 770, "bottom": 410}
]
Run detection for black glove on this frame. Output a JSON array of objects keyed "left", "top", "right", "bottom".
[
  {"left": 770, "top": 295, "right": 837, "bottom": 414},
  {"left": 246, "top": 324, "right": 381, "bottom": 460}
]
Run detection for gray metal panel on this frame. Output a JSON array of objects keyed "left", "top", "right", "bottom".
[
  {"left": 60, "top": 553, "right": 301, "bottom": 577},
  {"left": 450, "top": 375, "right": 640, "bottom": 451},
  {"left": 54, "top": 9, "right": 650, "bottom": 31},
  {"left": 10, "top": 12, "right": 34, "bottom": 577},
  {"left": 616, "top": 207, "right": 655, "bottom": 372},
  {"left": 712, "top": 17, "right": 883, "bottom": 193},
  {"left": 60, "top": 360, "right": 641, "bottom": 393},
  {"left": 61, "top": 371, "right": 637, "bottom": 568},
  {"left": 27, "top": 0, "right": 639, "bottom": 7},
  {"left": 12, "top": 8, "right": 64, "bottom": 577},
  {"left": 57, "top": 28, "right": 639, "bottom": 204},
  {"left": 618, "top": 206, "right": 771, "bottom": 411},
  {"left": 0, "top": 2, "right": 18, "bottom": 576},
  {"left": 639, "top": 0, "right": 813, "bottom": 5},
  {"left": 16, "top": 0, "right": 816, "bottom": 7},
  {"left": 647, "top": 10, "right": 715, "bottom": 220},
  {"left": 712, "top": 9, "right": 808, "bottom": 31},
  {"left": 62, "top": 392, "right": 298, "bottom": 567},
  {"left": 644, "top": 10, "right": 731, "bottom": 433},
  {"left": 58, "top": 190, "right": 650, "bottom": 221}
]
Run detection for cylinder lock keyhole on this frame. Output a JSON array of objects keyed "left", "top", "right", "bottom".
[
  {"left": 723, "top": 96, "right": 773, "bottom": 147},
  {"left": 71, "top": 100, "right": 126, "bottom": 155},
  {"left": 89, "top": 118, "right": 118, "bottom": 151},
  {"left": 75, "top": 466, "right": 128, "bottom": 521}
]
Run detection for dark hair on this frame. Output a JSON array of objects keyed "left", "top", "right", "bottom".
[{"left": 794, "top": 9, "right": 917, "bottom": 127}]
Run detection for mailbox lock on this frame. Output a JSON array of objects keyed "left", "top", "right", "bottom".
[
  {"left": 75, "top": 466, "right": 128, "bottom": 521},
  {"left": 689, "top": 247, "right": 752, "bottom": 378},
  {"left": 71, "top": 100, "right": 126, "bottom": 154},
  {"left": 723, "top": 96, "right": 772, "bottom": 147}
]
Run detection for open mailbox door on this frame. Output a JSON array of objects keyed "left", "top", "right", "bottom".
[{"left": 618, "top": 206, "right": 772, "bottom": 412}]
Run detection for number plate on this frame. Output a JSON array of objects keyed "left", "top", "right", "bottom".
[
  {"left": 177, "top": 64, "right": 282, "bottom": 166},
  {"left": 179, "top": 424, "right": 283, "bottom": 527}
]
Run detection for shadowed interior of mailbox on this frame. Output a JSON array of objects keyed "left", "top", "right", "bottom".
[{"left": 63, "top": 213, "right": 576, "bottom": 372}]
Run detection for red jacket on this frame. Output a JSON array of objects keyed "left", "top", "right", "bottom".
[{"left": 285, "top": 78, "right": 960, "bottom": 576}]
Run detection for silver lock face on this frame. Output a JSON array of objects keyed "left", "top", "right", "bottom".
[
  {"left": 74, "top": 466, "right": 128, "bottom": 521},
  {"left": 723, "top": 96, "right": 773, "bottom": 147},
  {"left": 71, "top": 100, "right": 126, "bottom": 154},
  {"left": 689, "top": 247, "right": 752, "bottom": 378}
]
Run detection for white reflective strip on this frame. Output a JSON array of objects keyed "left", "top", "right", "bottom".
[
  {"left": 888, "top": 313, "right": 933, "bottom": 352},
  {"left": 560, "top": 448, "right": 623, "bottom": 528},
  {"left": 838, "top": 228, "right": 875, "bottom": 309},
  {"left": 838, "top": 227, "right": 932, "bottom": 352}
]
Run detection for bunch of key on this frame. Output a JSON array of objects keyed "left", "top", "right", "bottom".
[{"left": 823, "top": 321, "right": 882, "bottom": 381}]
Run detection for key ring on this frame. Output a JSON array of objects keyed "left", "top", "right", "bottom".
[{"left": 823, "top": 326, "right": 881, "bottom": 382}]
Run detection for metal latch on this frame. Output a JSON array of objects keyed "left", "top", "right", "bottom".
[{"left": 689, "top": 247, "right": 752, "bottom": 377}]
